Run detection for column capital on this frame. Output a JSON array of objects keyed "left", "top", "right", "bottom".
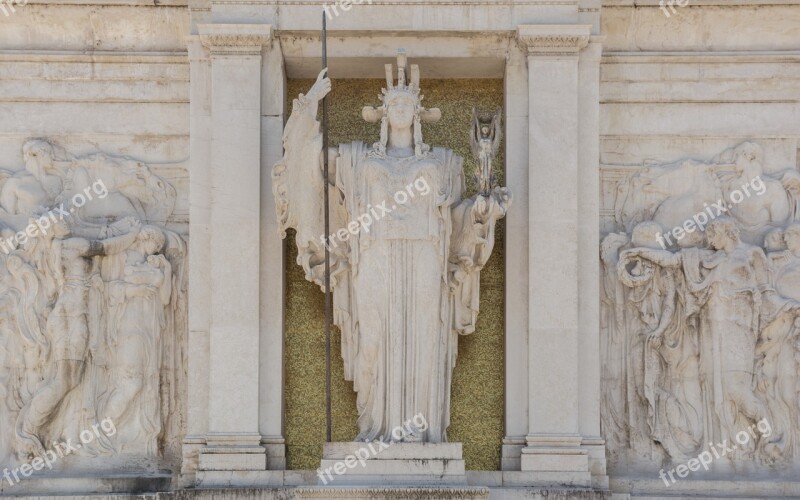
[
  {"left": 516, "top": 24, "right": 591, "bottom": 56},
  {"left": 198, "top": 23, "right": 273, "bottom": 55}
]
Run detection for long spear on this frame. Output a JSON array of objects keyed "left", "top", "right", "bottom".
[{"left": 321, "top": 11, "right": 332, "bottom": 444}]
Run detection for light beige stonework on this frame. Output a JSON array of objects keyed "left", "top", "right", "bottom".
[{"left": 0, "top": 0, "right": 797, "bottom": 499}]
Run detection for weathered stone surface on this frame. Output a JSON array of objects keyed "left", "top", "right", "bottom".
[
  {"left": 1, "top": 0, "right": 799, "bottom": 498},
  {"left": 0, "top": 140, "right": 187, "bottom": 477}
]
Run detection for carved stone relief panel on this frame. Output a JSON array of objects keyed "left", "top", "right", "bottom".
[
  {"left": 0, "top": 139, "right": 187, "bottom": 474},
  {"left": 600, "top": 142, "right": 800, "bottom": 475}
]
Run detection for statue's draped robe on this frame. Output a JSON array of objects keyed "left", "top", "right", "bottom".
[
  {"left": 681, "top": 246, "right": 790, "bottom": 457},
  {"left": 760, "top": 251, "right": 800, "bottom": 460},
  {"left": 616, "top": 251, "right": 703, "bottom": 462},
  {"left": 104, "top": 253, "right": 172, "bottom": 456},
  {"left": 273, "top": 94, "right": 501, "bottom": 442}
]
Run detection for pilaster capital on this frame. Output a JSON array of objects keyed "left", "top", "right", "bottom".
[
  {"left": 198, "top": 24, "right": 273, "bottom": 56},
  {"left": 516, "top": 25, "right": 592, "bottom": 56}
]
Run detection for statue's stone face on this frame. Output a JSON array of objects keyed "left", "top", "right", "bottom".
[
  {"left": 23, "top": 146, "right": 54, "bottom": 179},
  {"left": 139, "top": 226, "right": 165, "bottom": 255},
  {"left": 707, "top": 229, "right": 723, "bottom": 250},
  {"left": 52, "top": 219, "right": 70, "bottom": 238},
  {"left": 735, "top": 143, "right": 759, "bottom": 162},
  {"left": 386, "top": 94, "right": 416, "bottom": 130},
  {"left": 785, "top": 228, "right": 800, "bottom": 253},
  {"left": 765, "top": 230, "right": 785, "bottom": 252},
  {"left": 733, "top": 143, "right": 762, "bottom": 177}
]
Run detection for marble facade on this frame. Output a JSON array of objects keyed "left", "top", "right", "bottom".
[{"left": 0, "top": 0, "right": 798, "bottom": 499}]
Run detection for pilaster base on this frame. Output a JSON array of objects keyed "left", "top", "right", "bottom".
[
  {"left": 501, "top": 437, "right": 525, "bottom": 471},
  {"left": 198, "top": 434, "right": 266, "bottom": 472},
  {"left": 582, "top": 437, "right": 609, "bottom": 490},
  {"left": 262, "top": 436, "right": 287, "bottom": 470},
  {"left": 520, "top": 436, "right": 592, "bottom": 488}
]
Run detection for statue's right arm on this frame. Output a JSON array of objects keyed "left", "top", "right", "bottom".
[
  {"left": 648, "top": 271, "right": 676, "bottom": 340},
  {"left": 0, "top": 176, "right": 17, "bottom": 214},
  {"left": 622, "top": 247, "right": 681, "bottom": 267},
  {"left": 93, "top": 222, "right": 141, "bottom": 256},
  {"left": 287, "top": 68, "right": 331, "bottom": 134},
  {"left": 278, "top": 68, "right": 332, "bottom": 179},
  {"left": 272, "top": 68, "right": 349, "bottom": 288}
]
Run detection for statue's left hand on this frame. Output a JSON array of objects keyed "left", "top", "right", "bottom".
[
  {"left": 473, "top": 186, "right": 511, "bottom": 222},
  {"left": 491, "top": 186, "right": 512, "bottom": 209},
  {"left": 645, "top": 330, "right": 662, "bottom": 349}
]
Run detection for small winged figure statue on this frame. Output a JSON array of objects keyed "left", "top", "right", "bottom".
[{"left": 470, "top": 107, "right": 502, "bottom": 197}]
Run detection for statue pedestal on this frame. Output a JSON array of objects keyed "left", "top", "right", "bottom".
[{"left": 317, "top": 442, "right": 467, "bottom": 486}]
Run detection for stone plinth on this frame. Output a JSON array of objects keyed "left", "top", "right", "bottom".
[{"left": 318, "top": 443, "right": 467, "bottom": 486}]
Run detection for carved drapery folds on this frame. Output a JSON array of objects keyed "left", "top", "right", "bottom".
[
  {"left": 0, "top": 139, "right": 187, "bottom": 473},
  {"left": 601, "top": 142, "right": 800, "bottom": 474}
]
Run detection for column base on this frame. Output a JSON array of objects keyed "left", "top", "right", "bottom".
[
  {"left": 501, "top": 436, "right": 526, "bottom": 471},
  {"left": 178, "top": 435, "right": 207, "bottom": 487},
  {"left": 262, "top": 436, "right": 287, "bottom": 470},
  {"left": 199, "top": 433, "right": 266, "bottom": 472},
  {"left": 582, "top": 436, "right": 609, "bottom": 490},
  {"left": 519, "top": 435, "right": 592, "bottom": 488}
]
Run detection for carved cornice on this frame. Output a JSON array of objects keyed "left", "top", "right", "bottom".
[
  {"left": 523, "top": 34, "right": 590, "bottom": 53},
  {"left": 517, "top": 25, "right": 592, "bottom": 55},
  {"left": 198, "top": 24, "right": 273, "bottom": 55}
]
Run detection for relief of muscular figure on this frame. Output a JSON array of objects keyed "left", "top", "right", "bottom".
[{"left": 14, "top": 219, "right": 141, "bottom": 460}]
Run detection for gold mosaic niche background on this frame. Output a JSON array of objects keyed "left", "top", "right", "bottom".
[{"left": 283, "top": 79, "right": 505, "bottom": 471}]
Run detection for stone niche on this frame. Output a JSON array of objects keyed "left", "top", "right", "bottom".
[{"left": 282, "top": 78, "right": 507, "bottom": 472}]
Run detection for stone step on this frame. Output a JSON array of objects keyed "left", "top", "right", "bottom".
[
  {"left": 319, "top": 458, "right": 466, "bottom": 476},
  {"left": 322, "top": 442, "right": 463, "bottom": 460}
]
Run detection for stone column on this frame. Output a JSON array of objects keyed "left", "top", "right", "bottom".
[
  {"left": 259, "top": 39, "right": 287, "bottom": 471},
  {"left": 578, "top": 37, "right": 609, "bottom": 489},
  {"left": 184, "top": 34, "right": 212, "bottom": 485},
  {"left": 502, "top": 40, "right": 530, "bottom": 472},
  {"left": 517, "top": 24, "right": 592, "bottom": 488},
  {"left": 197, "top": 23, "right": 272, "bottom": 472}
]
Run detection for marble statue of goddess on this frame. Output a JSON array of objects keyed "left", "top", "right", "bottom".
[{"left": 272, "top": 53, "right": 511, "bottom": 443}]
